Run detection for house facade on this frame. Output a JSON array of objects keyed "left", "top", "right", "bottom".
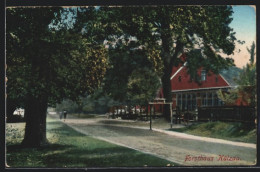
[{"left": 154, "top": 52, "right": 234, "bottom": 112}]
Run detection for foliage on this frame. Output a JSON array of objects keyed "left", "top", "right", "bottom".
[
  {"left": 55, "top": 99, "right": 81, "bottom": 113},
  {"left": 236, "top": 64, "right": 256, "bottom": 87},
  {"left": 6, "top": 8, "right": 61, "bottom": 114},
  {"left": 236, "top": 42, "right": 256, "bottom": 106},
  {"left": 239, "top": 85, "right": 256, "bottom": 106},
  {"left": 103, "top": 44, "right": 163, "bottom": 104},
  {"left": 217, "top": 42, "right": 256, "bottom": 106},
  {"left": 216, "top": 89, "right": 238, "bottom": 105},
  {"left": 6, "top": 7, "right": 109, "bottom": 146},
  {"left": 81, "top": 6, "right": 238, "bottom": 118},
  {"left": 127, "top": 68, "right": 161, "bottom": 106},
  {"left": 236, "top": 41, "right": 256, "bottom": 86},
  {"left": 6, "top": 118, "right": 176, "bottom": 167},
  {"left": 56, "top": 89, "right": 120, "bottom": 114},
  {"left": 247, "top": 41, "right": 256, "bottom": 65},
  {"left": 82, "top": 89, "right": 120, "bottom": 113},
  {"left": 6, "top": 7, "right": 108, "bottom": 107},
  {"left": 99, "top": 6, "right": 236, "bottom": 70}
]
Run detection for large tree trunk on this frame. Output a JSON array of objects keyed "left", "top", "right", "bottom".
[
  {"left": 6, "top": 99, "right": 18, "bottom": 122},
  {"left": 21, "top": 96, "right": 49, "bottom": 147},
  {"left": 160, "top": 18, "right": 173, "bottom": 120},
  {"left": 160, "top": 26, "right": 183, "bottom": 120},
  {"left": 162, "top": 64, "right": 172, "bottom": 120}
]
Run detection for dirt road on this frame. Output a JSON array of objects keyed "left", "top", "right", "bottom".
[{"left": 48, "top": 113, "right": 256, "bottom": 166}]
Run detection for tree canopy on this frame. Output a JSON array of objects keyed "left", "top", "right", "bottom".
[
  {"left": 83, "top": 6, "right": 238, "bottom": 118},
  {"left": 6, "top": 5, "right": 241, "bottom": 146},
  {"left": 127, "top": 68, "right": 161, "bottom": 106},
  {"left": 6, "top": 7, "right": 108, "bottom": 146},
  {"left": 7, "top": 8, "right": 108, "bottom": 106}
]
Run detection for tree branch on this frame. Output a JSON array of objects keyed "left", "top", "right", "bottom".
[{"left": 170, "top": 39, "right": 184, "bottom": 68}]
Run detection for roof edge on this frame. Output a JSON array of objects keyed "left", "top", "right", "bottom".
[
  {"left": 170, "top": 62, "right": 187, "bottom": 80},
  {"left": 171, "top": 86, "right": 235, "bottom": 93}
]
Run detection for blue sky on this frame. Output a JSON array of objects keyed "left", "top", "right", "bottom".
[{"left": 229, "top": 5, "right": 256, "bottom": 68}]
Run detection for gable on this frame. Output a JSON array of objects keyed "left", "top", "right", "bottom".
[{"left": 171, "top": 66, "right": 231, "bottom": 92}]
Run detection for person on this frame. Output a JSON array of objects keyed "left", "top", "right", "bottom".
[
  {"left": 63, "top": 110, "right": 67, "bottom": 121},
  {"left": 59, "top": 111, "right": 63, "bottom": 120}
]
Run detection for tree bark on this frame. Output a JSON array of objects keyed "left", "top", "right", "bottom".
[
  {"left": 6, "top": 99, "right": 18, "bottom": 122},
  {"left": 162, "top": 65, "right": 172, "bottom": 120},
  {"left": 160, "top": 18, "right": 173, "bottom": 120},
  {"left": 21, "top": 96, "right": 49, "bottom": 147},
  {"left": 161, "top": 28, "right": 183, "bottom": 120}
]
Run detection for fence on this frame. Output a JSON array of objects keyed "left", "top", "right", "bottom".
[{"left": 198, "top": 106, "right": 256, "bottom": 123}]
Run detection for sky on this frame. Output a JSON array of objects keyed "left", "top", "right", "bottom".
[{"left": 228, "top": 5, "right": 256, "bottom": 68}]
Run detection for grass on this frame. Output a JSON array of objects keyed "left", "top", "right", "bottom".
[
  {"left": 6, "top": 117, "right": 177, "bottom": 168},
  {"left": 70, "top": 113, "right": 96, "bottom": 119},
  {"left": 168, "top": 121, "right": 257, "bottom": 144}
]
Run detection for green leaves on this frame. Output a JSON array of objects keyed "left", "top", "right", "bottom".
[
  {"left": 6, "top": 7, "right": 109, "bottom": 108},
  {"left": 127, "top": 68, "right": 161, "bottom": 105},
  {"left": 247, "top": 41, "right": 256, "bottom": 65},
  {"left": 7, "top": 6, "right": 240, "bottom": 113},
  {"left": 217, "top": 41, "right": 256, "bottom": 106}
]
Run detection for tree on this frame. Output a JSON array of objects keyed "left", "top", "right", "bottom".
[
  {"left": 55, "top": 99, "right": 81, "bottom": 114},
  {"left": 247, "top": 41, "right": 256, "bottom": 65},
  {"left": 237, "top": 42, "right": 256, "bottom": 86},
  {"left": 6, "top": 7, "right": 108, "bottom": 147},
  {"left": 102, "top": 42, "right": 163, "bottom": 108},
  {"left": 127, "top": 68, "right": 161, "bottom": 106},
  {"left": 236, "top": 42, "right": 256, "bottom": 106},
  {"left": 217, "top": 42, "right": 256, "bottom": 106},
  {"left": 96, "top": 6, "right": 236, "bottom": 119}
]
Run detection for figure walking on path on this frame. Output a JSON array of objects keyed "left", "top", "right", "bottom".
[
  {"left": 63, "top": 110, "right": 67, "bottom": 121},
  {"left": 59, "top": 111, "right": 63, "bottom": 120}
]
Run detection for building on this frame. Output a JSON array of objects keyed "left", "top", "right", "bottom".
[{"left": 155, "top": 51, "right": 234, "bottom": 112}]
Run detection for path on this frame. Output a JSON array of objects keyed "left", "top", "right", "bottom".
[{"left": 48, "top": 113, "right": 256, "bottom": 166}]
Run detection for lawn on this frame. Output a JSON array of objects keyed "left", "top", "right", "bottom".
[
  {"left": 168, "top": 121, "right": 257, "bottom": 144},
  {"left": 69, "top": 113, "right": 98, "bottom": 119},
  {"left": 6, "top": 117, "right": 176, "bottom": 168}
]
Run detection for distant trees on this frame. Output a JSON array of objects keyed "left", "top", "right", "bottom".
[
  {"left": 235, "top": 42, "right": 256, "bottom": 106},
  {"left": 217, "top": 42, "right": 256, "bottom": 106},
  {"left": 236, "top": 42, "right": 256, "bottom": 86},
  {"left": 56, "top": 90, "right": 119, "bottom": 114},
  {"left": 127, "top": 68, "right": 161, "bottom": 107}
]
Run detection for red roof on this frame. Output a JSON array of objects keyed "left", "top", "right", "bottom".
[{"left": 170, "top": 54, "right": 230, "bottom": 92}]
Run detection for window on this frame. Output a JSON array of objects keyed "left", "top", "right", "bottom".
[
  {"left": 182, "top": 94, "right": 187, "bottom": 110},
  {"left": 177, "top": 93, "right": 197, "bottom": 111},
  {"left": 177, "top": 94, "right": 182, "bottom": 107},
  {"left": 201, "top": 93, "right": 207, "bottom": 106},
  {"left": 201, "top": 70, "right": 206, "bottom": 81},
  {"left": 207, "top": 92, "right": 213, "bottom": 106},
  {"left": 187, "top": 94, "right": 192, "bottom": 110},
  {"left": 192, "top": 94, "right": 197, "bottom": 110},
  {"left": 213, "top": 93, "right": 219, "bottom": 106}
]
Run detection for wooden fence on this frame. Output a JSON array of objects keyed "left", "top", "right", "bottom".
[{"left": 198, "top": 106, "right": 256, "bottom": 123}]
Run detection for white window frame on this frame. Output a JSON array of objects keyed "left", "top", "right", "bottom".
[{"left": 201, "top": 70, "right": 206, "bottom": 81}]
